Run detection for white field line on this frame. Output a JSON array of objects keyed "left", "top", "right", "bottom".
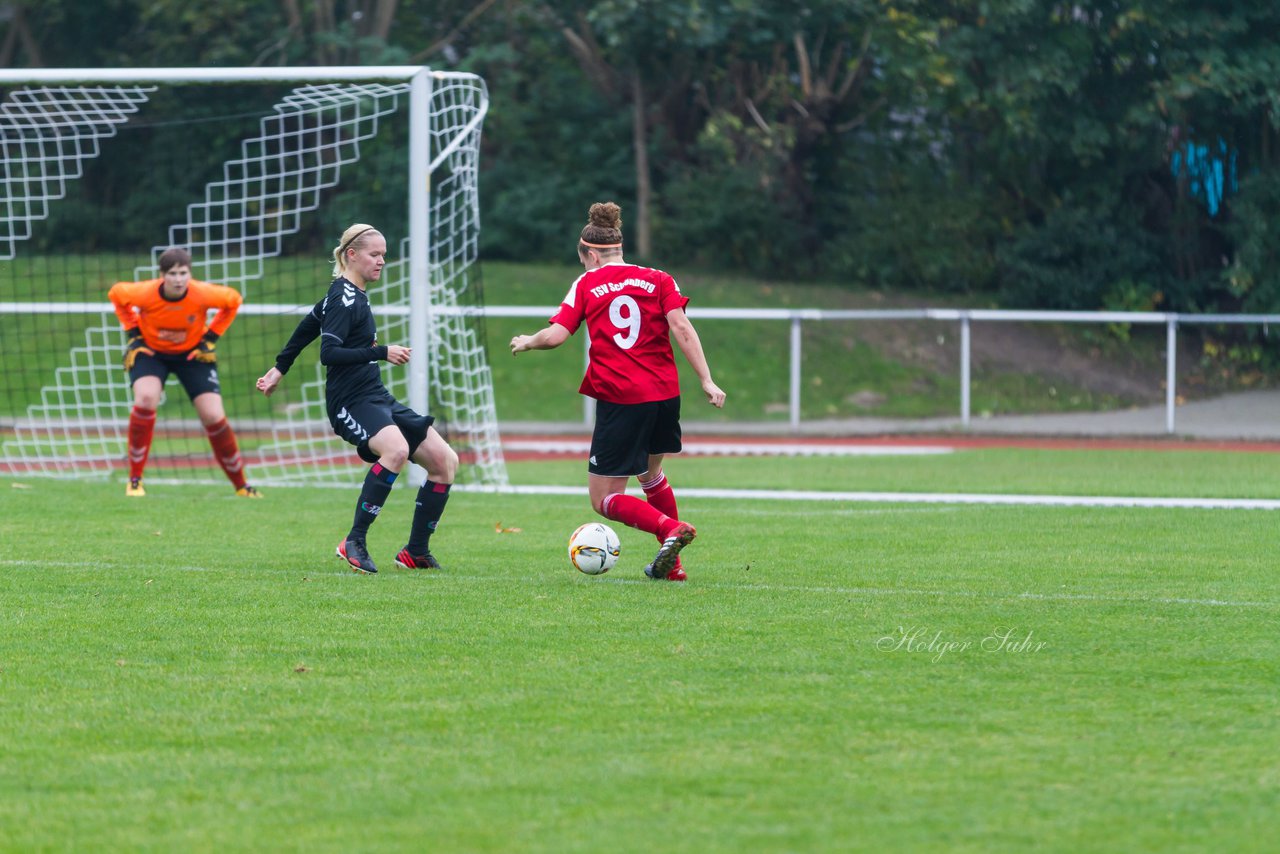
[
  {"left": 470, "top": 484, "right": 1280, "bottom": 511},
  {"left": 0, "top": 559, "right": 212, "bottom": 572},
  {"left": 13, "top": 476, "right": 1276, "bottom": 509},
  {"left": 503, "top": 439, "right": 953, "bottom": 457},
  {"left": 5, "top": 559, "right": 1270, "bottom": 610}
]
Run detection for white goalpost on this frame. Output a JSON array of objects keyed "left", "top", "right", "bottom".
[{"left": 0, "top": 66, "right": 507, "bottom": 488}]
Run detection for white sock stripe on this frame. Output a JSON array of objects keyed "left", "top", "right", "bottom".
[{"left": 638, "top": 473, "right": 667, "bottom": 491}]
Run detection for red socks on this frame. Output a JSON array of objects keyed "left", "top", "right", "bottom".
[
  {"left": 602, "top": 475, "right": 685, "bottom": 538},
  {"left": 639, "top": 472, "right": 678, "bottom": 544},
  {"left": 127, "top": 406, "right": 157, "bottom": 480},
  {"left": 204, "top": 418, "right": 248, "bottom": 489},
  {"left": 128, "top": 409, "right": 248, "bottom": 489},
  {"left": 601, "top": 492, "right": 679, "bottom": 538}
]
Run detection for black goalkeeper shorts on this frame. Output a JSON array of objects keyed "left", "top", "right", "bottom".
[{"left": 129, "top": 351, "right": 222, "bottom": 400}]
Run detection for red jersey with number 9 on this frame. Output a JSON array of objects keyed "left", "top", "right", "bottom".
[{"left": 548, "top": 262, "right": 690, "bottom": 404}]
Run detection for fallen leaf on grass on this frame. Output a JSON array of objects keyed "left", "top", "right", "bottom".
[{"left": 494, "top": 521, "right": 523, "bottom": 534}]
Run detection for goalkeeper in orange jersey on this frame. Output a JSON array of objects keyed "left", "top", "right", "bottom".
[{"left": 108, "top": 247, "right": 262, "bottom": 498}]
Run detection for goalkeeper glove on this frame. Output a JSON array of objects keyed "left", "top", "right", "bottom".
[
  {"left": 123, "top": 330, "right": 154, "bottom": 371},
  {"left": 187, "top": 330, "right": 219, "bottom": 364}
]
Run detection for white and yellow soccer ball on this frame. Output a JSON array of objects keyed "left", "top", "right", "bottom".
[{"left": 568, "top": 522, "right": 621, "bottom": 575}]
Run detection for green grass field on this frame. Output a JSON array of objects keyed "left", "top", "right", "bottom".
[{"left": 3, "top": 450, "right": 1278, "bottom": 852}]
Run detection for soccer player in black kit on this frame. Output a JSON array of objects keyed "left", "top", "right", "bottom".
[{"left": 256, "top": 224, "right": 458, "bottom": 574}]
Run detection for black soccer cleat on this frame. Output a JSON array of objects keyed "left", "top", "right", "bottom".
[
  {"left": 644, "top": 522, "right": 696, "bottom": 581},
  {"left": 394, "top": 548, "right": 443, "bottom": 570},
  {"left": 336, "top": 538, "right": 378, "bottom": 574}
]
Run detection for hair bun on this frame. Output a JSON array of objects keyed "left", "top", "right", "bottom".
[{"left": 588, "top": 202, "right": 621, "bottom": 231}]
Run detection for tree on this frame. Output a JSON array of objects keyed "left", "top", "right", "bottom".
[
  {"left": 918, "top": 0, "right": 1280, "bottom": 309},
  {"left": 532, "top": 1, "right": 908, "bottom": 264},
  {"left": 537, "top": 0, "right": 714, "bottom": 256},
  {"left": 0, "top": 1, "right": 502, "bottom": 69},
  {"left": 0, "top": 0, "right": 144, "bottom": 67},
  {"left": 0, "top": 2, "right": 42, "bottom": 66}
]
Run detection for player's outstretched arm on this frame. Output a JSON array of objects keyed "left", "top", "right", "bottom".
[
  {"left": 270, "top": 303, "right": 323, "bottom": 376},
  {"left": 510, "top": 323, "right": 571, "bottom": 354},
  {"left": 667, "top": 308, "right": 726, "bottom": 408},
  {"left": 256, "top": 367, "right": 283, "bottom": 397}
]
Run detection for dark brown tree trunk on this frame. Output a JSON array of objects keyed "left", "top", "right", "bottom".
[
  {"left": 373, "top": 0, "right": 399, "bottom": 41},
  {"left": 632, "top": 73, "right": 652, "bottom": 258},
  {"left": 0, "top": 5, "right": 43, "bottom": 66}
]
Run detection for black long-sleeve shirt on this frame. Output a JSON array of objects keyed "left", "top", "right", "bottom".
[{"left": 272, "top": 277, "right": 389, "bottom": 406}]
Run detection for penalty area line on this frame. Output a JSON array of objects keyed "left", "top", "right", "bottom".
[
  {"left": 0, "top": 559, "right": 214, "bottom": 572},
  {"left": 461, "top": 484, "right": 1280, "bottom": 510}
]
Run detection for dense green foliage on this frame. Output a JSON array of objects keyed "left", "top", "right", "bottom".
[{"left": 4, "top": 1, "right": 1280, "bottom": 314}]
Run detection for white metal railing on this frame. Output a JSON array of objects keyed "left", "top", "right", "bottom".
[
  {"left": 4, "top": 302, "right": 1277, "bottom": 433},
  {"left": 477, "top": 306, "right": 1280, "bottom": 433}
]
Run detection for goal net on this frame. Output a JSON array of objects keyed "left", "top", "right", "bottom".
[{"left": 0, "top": 69, "right": 507, "bottom": 489}]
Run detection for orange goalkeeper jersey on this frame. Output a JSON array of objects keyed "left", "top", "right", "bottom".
[{"left": 108, "top": 278, "right": 243, "bottom": 355}]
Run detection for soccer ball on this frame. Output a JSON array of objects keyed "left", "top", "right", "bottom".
[{"left": 568, "top": 522, "right": 621, "bottom": 575}]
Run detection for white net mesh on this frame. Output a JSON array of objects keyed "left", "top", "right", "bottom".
[
  {"left": 139, "top": 83, "right": 407, "bottom": 291},
  {"left": 1, "top": 86, "right": 154, "bottom": 259},
  {"left": 0, "top": 73, "right": 506, "bottom": 488}
]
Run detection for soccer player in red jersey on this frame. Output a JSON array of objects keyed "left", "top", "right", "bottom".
[
  {"left": 108, "top": 247, "right": 261, "bottom": 499},
  {"left": 510, "top": 202, "right": 726, "bottom": 581}
]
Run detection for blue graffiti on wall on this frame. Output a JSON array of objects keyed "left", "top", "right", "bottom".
[{"left": 1170, "top": 137, "right": 1238, "bottom": 216}]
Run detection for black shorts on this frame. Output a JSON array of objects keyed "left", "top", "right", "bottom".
[
  {"left": 129, "top": 351, "right": 222, "bottom": 399},
  {"left": 329, "top": 390, "right": 434, "bottom": 464},
  {"left": 589, "top": 396, "right": 682, "bottom": 477}
]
